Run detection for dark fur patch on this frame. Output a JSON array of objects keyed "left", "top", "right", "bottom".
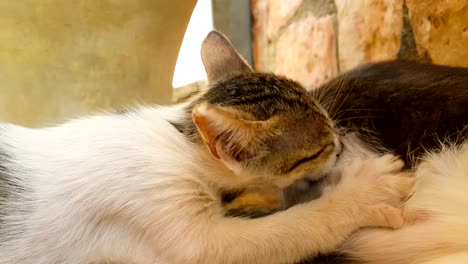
[
  {"left": 0, "top": 128, "right": 32, "bottom": 244},
  {"left": 316, "top": 60, "right": 468, "bottom": 166},
  {"left": 298, "top": 253, "right": 347, "bottom": 264},
  {"left": 224, "top": 208, "right": 275, "bottom": 219},
  {"left": 0, "top": 131, "right": 14, "bottom": 224},
  {"left": 0, "top": 152, "right": 12, "bottom": 201},
  {"left": 221, "top": 189, "right": 282, "bottom": 218},
  {"left": 111, "top": 108, "right": 129, "bottom": 115},
  {"left": 168, "top": 118, "right": 200, "bottom": 142},
  {"left": 220, "top": 189, "right": 245, "bottom": 205},
  {"left": 168, "top": 120, "right": 187, "bottom": 135}
]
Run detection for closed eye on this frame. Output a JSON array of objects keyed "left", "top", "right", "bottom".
[{"left": 287, "top": 145, "right": 329, "bottom": 173}]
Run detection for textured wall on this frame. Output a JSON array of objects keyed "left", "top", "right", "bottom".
[
  {"left": 0, "top": 0, "right": 196, "bottom": 127},
  {"left": 252, "top": 0, "right": 468, "bottom": 90}
]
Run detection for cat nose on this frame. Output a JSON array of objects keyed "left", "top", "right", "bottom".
[{"left": 334, "top": 137, "right": 343, "bottom": 157}]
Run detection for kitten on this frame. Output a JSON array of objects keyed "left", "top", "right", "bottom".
[{"left": 0, "top": 31, "right": 413, "bottom": 263}]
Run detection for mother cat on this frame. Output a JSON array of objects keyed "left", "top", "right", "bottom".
[{"left": 0, "top": 31, "right": 411, "bottom": 263}]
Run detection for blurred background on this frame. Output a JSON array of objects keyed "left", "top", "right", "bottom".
[{"left": 0, "top": 0, "right": 466, "bottom": 127}]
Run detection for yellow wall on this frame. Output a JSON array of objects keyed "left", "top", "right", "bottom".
[{"left": 0, "top": 0, "right": 196, "bottom": 127}]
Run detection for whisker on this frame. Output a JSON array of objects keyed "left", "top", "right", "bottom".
[
  {"left": 333, "top": 115, "right": 385, "bottom": 124},
  {"left": 329, "top": 76, "right": 347, "bottom": 119},
  {"left": 332, "top": 108, "right": 386, "bottom": 123},
  {"left": 331, "top": 71, "right": 361, "bottom": 120}
]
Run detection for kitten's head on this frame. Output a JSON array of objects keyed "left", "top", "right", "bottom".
[{"left": 191, "top": 31, "right": 341, "bottom": 188}]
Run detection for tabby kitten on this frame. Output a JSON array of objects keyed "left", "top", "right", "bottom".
[{"left": 0, "top": 31, "right": 413, "bottom": 263}]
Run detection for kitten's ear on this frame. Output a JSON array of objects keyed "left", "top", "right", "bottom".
[
  {"left": 192, "top": 103, "right": 277, "bottom": 162},
  {"left": 201, "top": 31, "right": 253, "bottom": 83}
]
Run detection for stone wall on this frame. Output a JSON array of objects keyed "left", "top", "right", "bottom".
[{"left": 252, "top": 0, "right": 468, "bottom": 90}]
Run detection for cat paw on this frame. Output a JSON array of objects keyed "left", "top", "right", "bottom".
[
  {"left": 372, "top": 154, "right": 405, "bottom": 174},
  {"left": 376, "top": 172, "right": 416, "bottom": 205},
  {"left": 342, "top": 154, "right": 405, "bottom": 182},
  {"left": 364, "top": 204, "right": 404, "bottom": 229},
  {"left": 334, "top": 155, "right": 415, "bottom": 228}
]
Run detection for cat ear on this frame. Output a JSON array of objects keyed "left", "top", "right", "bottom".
[
  {"left": 192, "top": 103, "right": 277, "bottom": 163},
  {"left": 201, "top": 31, "right": 253, "bottom": 83}
]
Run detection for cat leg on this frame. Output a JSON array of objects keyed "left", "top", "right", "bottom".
[
  {"left": 153, "top": 155, "right": 414, "bottom": 264},
  {"left": 418, "top": 252, "right": 468, "bottom": 264},
  {"left": 224, "top": 177, "right": 326, "bottom": 218}
]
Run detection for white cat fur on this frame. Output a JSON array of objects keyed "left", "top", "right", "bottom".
[
  {"left": 341, "top": 142, "right": 468, "bottom": 264},
  {"left": 0, "top": 103, "right": 413, "bottom": 264}
]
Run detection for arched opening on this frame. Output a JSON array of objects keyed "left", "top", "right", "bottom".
[{"left": 172, "top": 0, "right": 213, "bottom": 89}]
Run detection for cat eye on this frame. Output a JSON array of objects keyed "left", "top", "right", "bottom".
[{"left": 287, "top": 144, "right": 331, "bottom": 173}]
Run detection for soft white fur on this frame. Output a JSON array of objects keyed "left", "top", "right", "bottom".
[
  {"left": 341, "top": 143, "right": 468, "bottom": 264},
  {"left": 0, "top": 104, "right": 412, "bottom": 264}
]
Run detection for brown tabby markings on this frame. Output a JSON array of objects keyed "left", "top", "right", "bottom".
[{"left": 169, "top": 32, "right": 343, "bottom": 215}]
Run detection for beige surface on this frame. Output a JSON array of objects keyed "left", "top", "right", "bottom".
[
  {"left": 335, "top": 0, "right": 403, "bottom": 72},
  {"left": 0, "top": 0, "right": 196, "bottom": 127},
  {"left": 407, "top": 0, "right": 468, "bottom": 67},
  {"left": 267, "top": 0, "right": 303, "bottom": 38},
  {"left": 275, "top": 14, "right": 338, "bottom": 90},
  {"left": 252, "top": 0, "right": 468, "bottom": 89}
]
